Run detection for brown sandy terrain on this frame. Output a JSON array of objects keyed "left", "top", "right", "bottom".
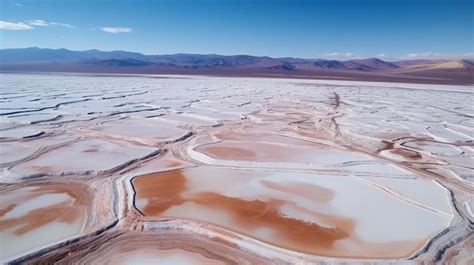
[{"left": 2, "top": 65, "right": 472, "bottom": 85}]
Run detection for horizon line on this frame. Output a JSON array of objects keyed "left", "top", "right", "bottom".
[{"left": 1, "top": 46, "right": 474, "bottom": 61}]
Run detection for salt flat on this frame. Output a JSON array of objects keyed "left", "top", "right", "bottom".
[{"left": 0, "top": 73, "right": 472, "bottom": 264}]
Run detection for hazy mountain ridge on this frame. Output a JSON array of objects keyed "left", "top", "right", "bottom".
[
  {"left": 2, "top": 47, "right": 462, "bottom": 71},
  {"left": 1, "top": 48, "right": 472, "bottom": 85}
]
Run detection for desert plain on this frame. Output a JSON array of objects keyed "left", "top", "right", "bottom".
[{"left": 0, "top": 73, "right": 472, "bottom": 264}]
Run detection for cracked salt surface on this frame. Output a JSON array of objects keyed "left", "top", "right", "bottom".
[{"left": 0, "top": 73, "right": 472, "bottom": 263}]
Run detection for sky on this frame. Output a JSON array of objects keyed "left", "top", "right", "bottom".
[{"left": 0, "top": 0, "right": 473, "bottom": 59}]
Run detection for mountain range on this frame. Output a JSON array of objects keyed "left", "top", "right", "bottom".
[{"left": 1, "top": 47, "right": 473, "bottom": 85}]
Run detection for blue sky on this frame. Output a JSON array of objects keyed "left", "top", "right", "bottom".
[{"left": 0, "top": 0, "right": 472, "bottom": 59}]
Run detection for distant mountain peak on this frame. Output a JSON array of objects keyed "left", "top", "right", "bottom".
[
  {"left": 346, "top": 58, "right": 399, "bottom": 69},
  {"left": 428, "top": 60, "right": 474, "bottom": 71},
  {"left": 0, "top": 47, "right": 471, "bottom": 80}
]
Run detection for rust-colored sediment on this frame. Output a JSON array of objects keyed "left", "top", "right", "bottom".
[
  {"left": 132, "top": 170, "right": 187, "bottom": 215},
  {"left": 0, "top": 183, "right": 90, "bottom": 236},
  {"left": 196, "top": 141, "right": 289, "bottom": 161},
  {"left": 0, "top": 204, "right": 80, "bottom": 235},
  {"left": 130, "top": 168, "right": 434, "bottom": 258},
  {"left": 198, "top": 146, "right": 257, "bottom": 160},
  {"left": 131, "top": 169, "right": 356, "bottom": 255},
  {"left": 0, "top": 204, "right": 16, "bottom": 217},
  {"left": 190, "top": 192, "right": 351, "bottom": 253}
]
